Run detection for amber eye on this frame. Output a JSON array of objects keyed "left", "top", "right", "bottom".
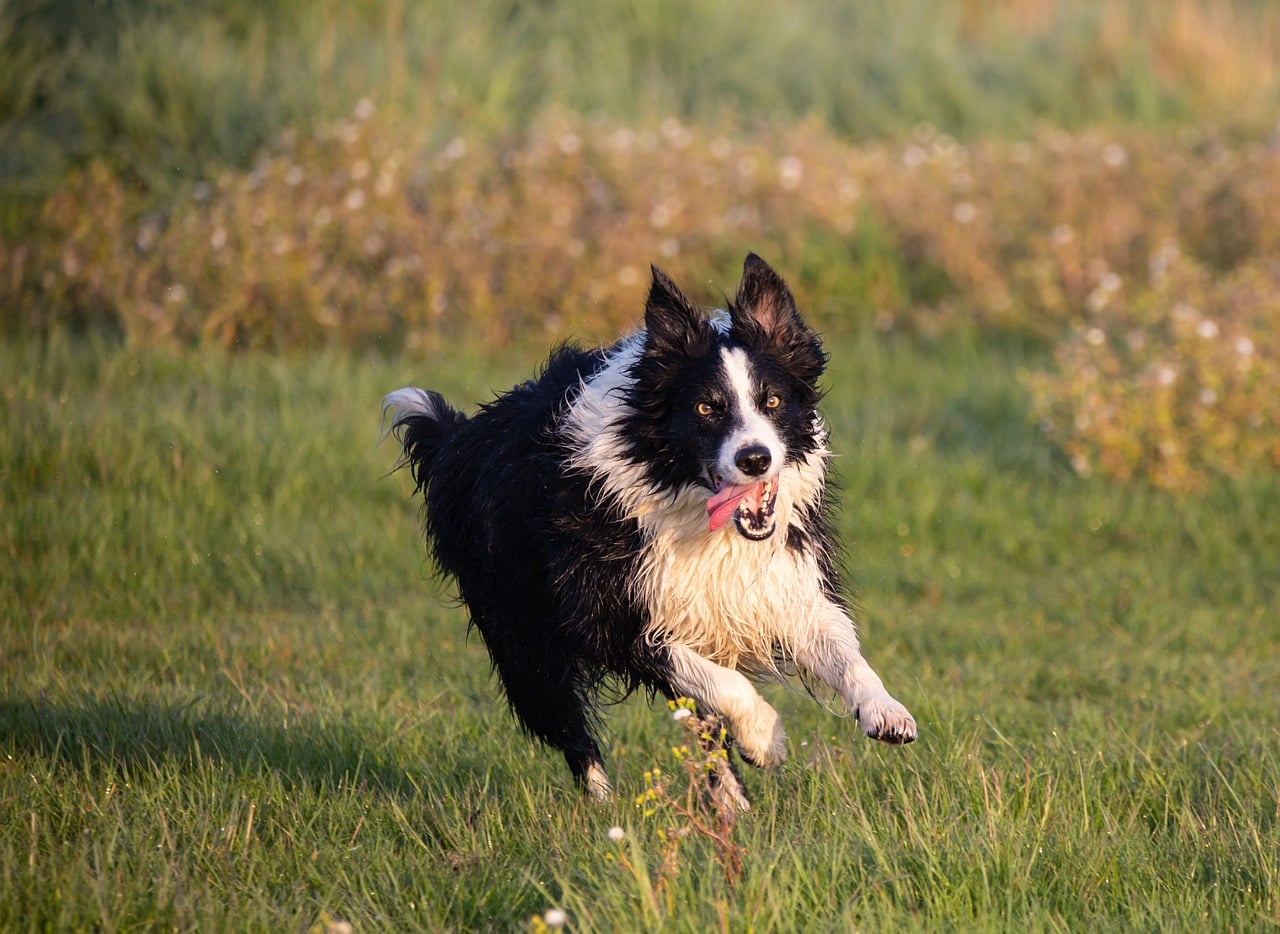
[
  {"left": 695, "top": 401, "right": 715, "bottom": 417},
  {"left": 765, "top": 393, "right": 782, "bottom": 409}
]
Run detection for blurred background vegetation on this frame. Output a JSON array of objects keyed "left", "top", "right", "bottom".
[
  {"left": 2, "top": 0, "right": 1279, "bottom": 488},
  {"left": 4, "top": 0, "right": 1279, "bottom": 206}
]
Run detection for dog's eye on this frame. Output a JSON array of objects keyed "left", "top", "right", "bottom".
[
  {"left": 765, "top": 393, "right": 782, "bottom": 410},
  {"left": 694, "top": 401, "right": 715, "bottom": 417}
]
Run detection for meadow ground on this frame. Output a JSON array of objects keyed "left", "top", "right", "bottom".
[
  {"left": 2, "top": 331, "right": 1277, "bottom": 930},
  {"left": 4, "top": 1, "right": 1280, "bottom": 928}
]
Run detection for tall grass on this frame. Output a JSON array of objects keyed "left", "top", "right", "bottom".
[
  {"left": 3, "top": 333, "right": 1278, "bottom": 929},
  {"left": 9, "top": 108, "right": 1279, "bottom": 488},
  {"left": 3, "top": 0, "right": 1279, "bottom": 226}
]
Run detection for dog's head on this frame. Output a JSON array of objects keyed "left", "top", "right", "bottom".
[{"left": 623, "top": 254, "right": 828, "bottom": 541}]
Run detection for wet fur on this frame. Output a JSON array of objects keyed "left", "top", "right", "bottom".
[{"left": 382, "top": 254, "right": 915, "bottom": 803}]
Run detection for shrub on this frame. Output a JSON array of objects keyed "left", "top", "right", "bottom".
[
  {"left": 10, "top": 107, "right": 1279, "bottom": 345},
  {"left": 4, "top": 105, "right": 1279, "bottom": 489},
  {"left": 1025, "top": 257, "right": 1280, "bottom": 491},
  {"left": 2, "top": 106, "right": 898, "bottom": 349}
]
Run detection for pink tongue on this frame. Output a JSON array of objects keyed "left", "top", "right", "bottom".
[{"left": 707, "top": 482, "right": 763, "bottom": 532}]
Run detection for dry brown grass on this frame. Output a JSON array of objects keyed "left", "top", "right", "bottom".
[{"left": 5, "top": 103, "right": 1279, "bottom": 490}]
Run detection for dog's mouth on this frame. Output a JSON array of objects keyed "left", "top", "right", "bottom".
[{"left": 706, "top": 475, "right": 779, "bottom": 541}]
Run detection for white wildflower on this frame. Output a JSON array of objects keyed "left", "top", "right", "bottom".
[
  {"left": 439, "top": 138, "right": 467, "bottom": 163},
  {"left": 375, "top": 170, "right": 396, "bottom": 198},
  {"left": 1196, "top": 319, "right": 1220, "bottom": 339},
  {"left": 777, "top": 155, "right": 804, "bottom": 191},
  {"left": 557, "top": 132, "right": 582, "bottom": 156},
  {"left": 608, "top": 127, "right": 636, "bottom": 151},
  {"left": 660, "top": 117, "right": 693, "bottom": 149},
  {"left": 649, "top": 200, "right": 677, "bottom": 229},
  {"left": 344, "top": 188, "right": 366, "bottom": 212},
  {"left": 1101, "top": 143, "right": 1128, "bottom": 168}
]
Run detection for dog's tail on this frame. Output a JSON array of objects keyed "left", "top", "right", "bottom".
[{"left": 380, "top": 387, "right": 467, "bottom": 493}]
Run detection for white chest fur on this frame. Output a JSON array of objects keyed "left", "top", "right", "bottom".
[
  {"left": 561, "top": 329, "right": 836, "bottom": 671},
  {"left": 635, "top": 456, "right": 830, "bottom": 670}
]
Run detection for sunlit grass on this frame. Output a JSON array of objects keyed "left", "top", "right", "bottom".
[
  {"left": 3, "top": 335, "right": 1277, "bottom": 928},
  {"left": 4, "top": 0, "right": 1278, "bottom": 214},
  {"left": 5, "top": 0, "right": 1279, "bottom": 926}
]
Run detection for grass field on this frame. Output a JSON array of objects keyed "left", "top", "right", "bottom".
[
  {"left": 4, "top": 0, "right": 1280, "bottom": 928},
  {"left": 5, "top": 0, "right": 1279, "bottom": 230},
  {"left": 3, "top": 330, "right": 1277, "bottom": 930}
]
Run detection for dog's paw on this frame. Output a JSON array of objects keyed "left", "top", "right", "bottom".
[
  {"left": 735, "top": 702, "right": 788, "bottom": 769},
  {"left": 856, "top": 693, "right": 917, "bottom": 745},
  {"left": 709, "top": 762, "right": 751, "bottom": 816},
  {"left": 583, "top": 762, "right": 614, "bottom": 801}
]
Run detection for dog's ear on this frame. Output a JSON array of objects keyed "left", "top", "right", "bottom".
[
  {"left": 730, "top": 253, "right": 826, "bottom": 381},
  {"left": 643, "top": 265, "right": 713, "bottom": 357},
  {"left": 730, "top": 253, "right": 802, "bottom": 341}
]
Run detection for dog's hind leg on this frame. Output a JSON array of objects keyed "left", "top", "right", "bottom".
[
  {"left": 481, "top": 636, "right": 613, "bottom": 799},
  {"left": 702, "top": 720, "right": 753, "bottom": 815}
]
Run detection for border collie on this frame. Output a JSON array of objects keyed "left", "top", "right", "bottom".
[{"left": 382, "top": 254, "right": 915, "bottom": 803}]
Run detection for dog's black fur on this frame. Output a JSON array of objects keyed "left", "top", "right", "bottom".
[{"left": 383, "top": 254, "right": 915, "bottom": 801}]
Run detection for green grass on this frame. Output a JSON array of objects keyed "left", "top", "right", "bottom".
[
  {"left": 5, "top": 1, "right": 1277, "bottom": 927},
  {"left": 5, "top": 0, "right": 1279, "bottom": 232},
  {"left": 3, "top": 330, "right": 1278, "bottom": 929}
]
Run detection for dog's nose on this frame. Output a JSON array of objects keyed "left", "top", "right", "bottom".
[{"left": 735, "top": 445, "right": 772, "bottom": 477}]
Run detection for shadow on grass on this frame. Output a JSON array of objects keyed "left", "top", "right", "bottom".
[{"left": 0, "top": 692, "right": 487, "bottom": 802}]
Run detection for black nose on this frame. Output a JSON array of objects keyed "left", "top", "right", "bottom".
[{"left": 735, "top": 445, "right": 772, "bottom": 477}]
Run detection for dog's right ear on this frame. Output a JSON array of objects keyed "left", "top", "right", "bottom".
[{"left": 643, "top": 266, "right": 712, "bottom": 357}]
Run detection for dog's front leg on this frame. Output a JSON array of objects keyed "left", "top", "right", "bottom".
[
  {"left": 660, "top": 642, "right": 788, "bottom": 768},
  {"left": 795, "top": 603, "right": 917, "bottom": 745}
]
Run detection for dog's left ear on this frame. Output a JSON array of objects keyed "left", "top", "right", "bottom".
[
  {"left": 643, "top": 265, "right": 714, "bottom": 358},
  {"left": 730, "top": 253, "right": 827, "bottom": 381}
]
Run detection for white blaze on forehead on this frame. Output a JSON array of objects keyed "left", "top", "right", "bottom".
[{"left": 719, "top": 346, "right": 785, "bottom": 483}]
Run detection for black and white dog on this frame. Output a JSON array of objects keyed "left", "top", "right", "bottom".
[{"left": 382, "top": 254, "right": 915, "bottom": 802}]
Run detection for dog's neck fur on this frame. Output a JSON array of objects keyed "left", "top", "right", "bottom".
[{"left": 562, "top": 326, "right": 834, "bottom": 670}]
